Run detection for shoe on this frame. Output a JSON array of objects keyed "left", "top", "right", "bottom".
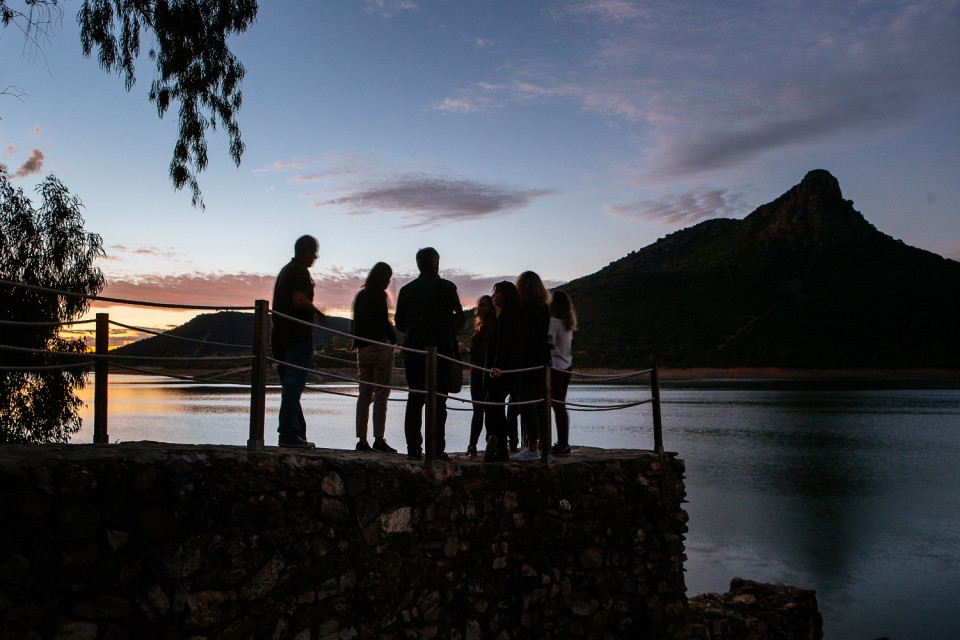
[
  {"left": 511, "top": 448, "right": 541, "bottom": 462},
  {"left": 483, "top": 436, "right": 498, "bottom": 463},
  {"left": 407, "top": 450, "right": 423, "bottom": 460},
  {"left": 553, "top": 443, "right": 571, "bottom": 455},
  {"left": 437, "top": 452, "right": 452, "bottom": 462},
  {"left": 356, "top": 441, "right": 372, "bottom": 452},
  {"left": 509, "top": 441, "right": 520, "bottom": 453},
  {"left": 279, "top": 436, "right": 315, "bottom": 449},
  {"left": 467, "top": 445, "right": 478, "bottom": 457},
  {"left": 372, "top": 440, "right": 397, "bottom": 453}
]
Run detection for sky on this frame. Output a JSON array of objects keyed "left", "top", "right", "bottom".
[{"left": 2, "top": 0, "right": 959, "bottom": 346}]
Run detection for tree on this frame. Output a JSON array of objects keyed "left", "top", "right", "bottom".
[
  {"left": 0, "top": 167, "right": 105, "bottom": 443},
  {"left": 2, "top": 0, "right": 258, "bottom": 208}
]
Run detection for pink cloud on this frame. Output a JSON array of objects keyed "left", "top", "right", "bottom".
[
  {"left": 93, "top": 269, "right": 563, "bottom": 322},
  {"left": 13, "top": 149, "right": 44, "bottom": 178}
]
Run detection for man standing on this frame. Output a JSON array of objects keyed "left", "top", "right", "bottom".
[
  {"left": 394, "top": 247, "right": 465, "bottom": 460},
  {"left": 272, "top": 235, "right": 325, "bottom": 448}
]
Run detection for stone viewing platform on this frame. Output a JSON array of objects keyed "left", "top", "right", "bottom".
[{"left": 0, "top": 443, "right": 822, "bottom": 639}]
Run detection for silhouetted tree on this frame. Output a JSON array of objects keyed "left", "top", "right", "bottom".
[
  {"left": 0, "top": 167, "right": 105, "bottom": 443},
  {"left": 1, "top": 0, "right": 258, "bottom": 208}
]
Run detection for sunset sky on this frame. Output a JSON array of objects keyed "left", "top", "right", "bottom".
[{"left": 3, "top": 1, "right": 958, "bottom": 346}]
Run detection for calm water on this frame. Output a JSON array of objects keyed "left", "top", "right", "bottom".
[{"left": 73, "top": 376, "right": 960, "bottom": 640}]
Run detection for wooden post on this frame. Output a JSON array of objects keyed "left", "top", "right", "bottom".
[
  {"left": 93, "top": 312, "right": 109, "bottom": 444},
  {"left": 541, "top": 364, "right": 552, "bottom": 464},
  {"left": 650, "top": 360, "right": 663, "bottom": 454},
  {"left": 248, "top": 299, "right": 269, "bottom": 451},
  {"left": 424, "top": 347, "right": 438, "bottom": 466}
]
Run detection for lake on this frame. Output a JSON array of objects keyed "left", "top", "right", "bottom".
[{"left": 72, "top": 375, "right": 960, "bottom": 640}]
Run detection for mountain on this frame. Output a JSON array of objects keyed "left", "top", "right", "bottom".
[
  {"left": 113, "top": 312, "right": 353, "bottom": 359},
  {"left": 560, "top": 169, "right": 960, "bottom": 369}
]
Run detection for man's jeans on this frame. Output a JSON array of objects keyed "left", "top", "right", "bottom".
[
  {"left": 273, "top": 341, "right": 314, "bottom": 441},
  {"left": 403, "top": 353, "right": 447, "bottom": 455}
]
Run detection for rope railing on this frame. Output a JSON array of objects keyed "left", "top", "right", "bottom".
[
  {"left": 0, "top": 278, "right": 255, "bottom": 310},
  {"left": 2, "top": 282, "right": 666, "bottom": 458},
  {"left": 0, "top": 318, "right": 98, "bottom": 327}
]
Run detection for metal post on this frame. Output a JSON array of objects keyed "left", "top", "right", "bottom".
[
  {"left": 93, "top": 313, "right": 109, "bottom": 444},
  {"left": 424, "top": 346, "right": 438, "bottom": 466},
  {"left": 248, "top": 299, "right": 269, "bottom": 451},
  {"left": 650, "top": 360, "right": 663, "bottom": 454},
  {"left": 541, "top": 364, "right": 552, "bottom": 463}
]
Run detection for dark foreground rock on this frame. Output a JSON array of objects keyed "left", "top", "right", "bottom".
[{"left": 687, "top": 578, "right": 823, "bottom": 639}]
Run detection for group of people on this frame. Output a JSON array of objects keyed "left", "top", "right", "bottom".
[{"left": 270, "top": 235, "right": 576, "bottom": 462}]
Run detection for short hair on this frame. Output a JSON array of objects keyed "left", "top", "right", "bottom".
[
  {"left": 415, "top": 247, "right": 440, "bottom": 273},
  {"left": 294, "top": 235, "right": 319, "bottom": 256}
]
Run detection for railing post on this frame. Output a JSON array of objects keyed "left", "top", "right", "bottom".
[
  {"left": 650, "top": 359, "right": 663, "bottom": 454},
  {"left": 424, "top": 346, "right": 438, "bottom": 466},
  {"left": 248, "top": 299, "right": 269, "bottom": 451},
  {"left": 541, "top": 364, "right": 552, "bottom": 463},
  {"left": 93, "top": 312, "right": 109, "bottom": 444}
]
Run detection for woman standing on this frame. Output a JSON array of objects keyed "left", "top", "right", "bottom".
[
  {"left": 463, "top": 295, "right": 496, "bottom": 456},
  {"left": 512, "top": 271, "right": 551, "bottom": 462},
  {"left": 548, "top": 290, "right": 576, "bottom": 455},
  {"left": 352, "top": 261, "right": 398, "bottom": 453},
  {"left": 483, "top": 281, "right": 522, "bottom": 463}
]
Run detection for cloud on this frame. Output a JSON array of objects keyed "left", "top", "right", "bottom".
[
  {"left": 105, "top": 245, "right": 182, "bottom": 261},
  {"left": 556, "top": 0, "right": 645, "bottom": 23},
  {"left": 314, "top": 173, "right": 556, "bottom": 226},
  {"left": 364, "top": 0, "right": 418, "bottom": 18},
  {"left": 31, "top": 126, "right": 41, "bottom": 138},
  {"left": 13, "top": 148, "right": 44, "bottom": 178},
  {"left": 606, "top": 187, "right": 749, "bottom": 227},
  {"left": 252, "top": 157, "right": 316, "bottom": 174},
  {"left": 94, "top": 269, "right": 557, "bottom": 322},
  {"left": 440, "top": 1, "right": 960, "bottom": 178},
  {"left": 3, "top": 144, "right": 14, "bottom": 157},
  {"left": 100, "top": 273, "right": 277, "bottom": 310}
]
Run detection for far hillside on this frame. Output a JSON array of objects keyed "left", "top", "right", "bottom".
[{"left": 560, "top": 170, "right": 960, "bottom": 369}]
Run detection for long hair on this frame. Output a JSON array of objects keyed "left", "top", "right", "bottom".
[
  {"left": 363, "top": 261, "right": 393, "bottom": 291},
  {"left": 474, "top": 295, "right": 495, "bottom": 330},
  {"left": 492, "top": 280, "right": 521, "bottom": 313},
  {"left": 516, "top": 270, "right": 549, "bottom": 307},
  {"left": 550, "top": 289, "right": 577, "bottom": 331}
]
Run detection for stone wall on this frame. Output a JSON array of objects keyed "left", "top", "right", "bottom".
[{"left": 0, "top": 444, "right": 690, "bottom": 639}]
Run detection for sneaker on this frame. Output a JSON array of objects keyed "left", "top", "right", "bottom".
[
  {"left": 467, "top": 445, "right": 478, "bottom": 457},
  {"left": 372, "top": 440, "right": 397, "bottom": 453},
  {"left": 279, "top": 436, "right": 316, "bottom": 449},
  {"left": 509, "top": 441, "right": 520, "bottom": 453},
  {"left": 511, "top": 448, "right": 541, "bottom": 462},
  {"left": 553, "top": 443, "right": 571, "bottom": 455},
  {"left": 483, "top": 436, "right": 499, "bottom": 463},
  {"left": 437, "top": 452, "right": 452, "bottom": 462},
  {"left": 407, "top": 450, "right": 423, "bottom": 460},
  {"left": 356, "top": 441, "right": 372, "bottom": 452}
]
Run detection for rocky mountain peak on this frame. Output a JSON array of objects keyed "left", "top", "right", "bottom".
[{"left": 745, "top": 169, "right": 873, "bottom": 249}]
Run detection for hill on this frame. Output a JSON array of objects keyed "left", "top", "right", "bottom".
[
  {"left": 113, "top": 312, "right": 353, "bottom": 359},
  {"left": 561, "top": 169, "right": 960, "bottom": 368}
]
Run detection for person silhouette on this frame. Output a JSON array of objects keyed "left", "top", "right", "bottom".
[
  {"left": 394, "top": 247, "right": 465, "bottom": 460},
  {"left": 271, "top": 235, "right": 324, "bottom": 448}
]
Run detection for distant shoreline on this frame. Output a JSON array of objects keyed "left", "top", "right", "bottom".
[{"left": 107, "top": 366, "right": 960, "bottom": 388}]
